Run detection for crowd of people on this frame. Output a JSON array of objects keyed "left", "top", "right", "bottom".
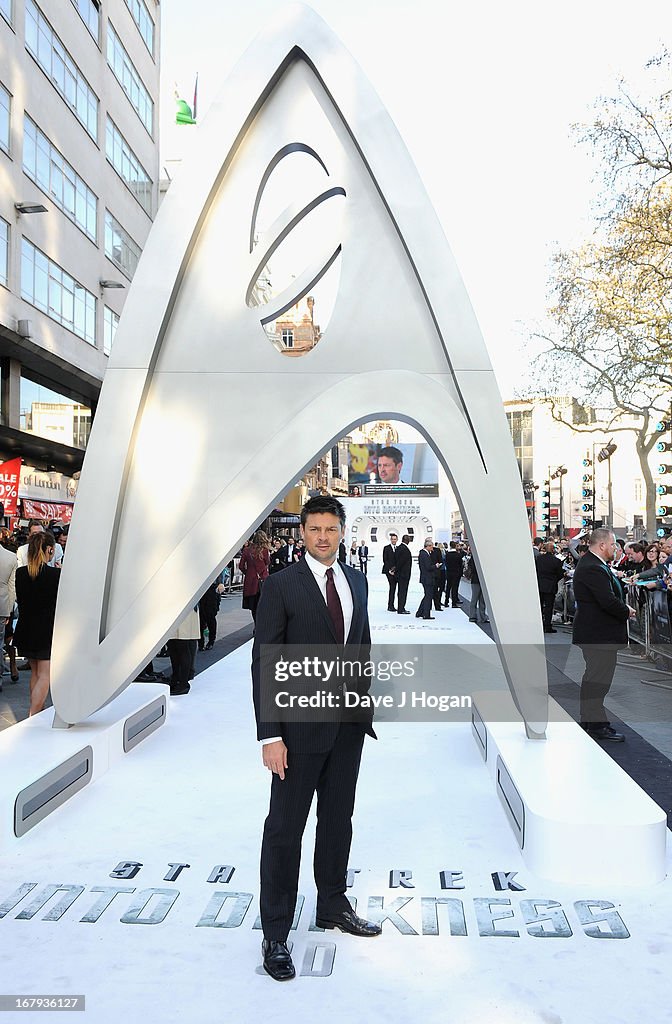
[{"left": 0, "top": 519, "right": 67, "bottom": 715}]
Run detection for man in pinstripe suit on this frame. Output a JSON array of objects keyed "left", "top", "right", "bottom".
[{"left": 252, "top": 495, "right": 381, "bottom": 981}]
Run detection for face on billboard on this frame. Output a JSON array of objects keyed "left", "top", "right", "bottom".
[{"left": 377, "top": 455, "right": 402, "bottom": 483}]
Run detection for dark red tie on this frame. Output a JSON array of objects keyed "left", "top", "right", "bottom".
[{"left": 325, "top": 567, "right": 345, "bottom": 644}]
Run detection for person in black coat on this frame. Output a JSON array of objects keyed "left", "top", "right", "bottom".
[
  {"left": 416, "top": 538, "right": 437, "bottom": 619},
  {"left": 572, "top": 528, "right": 635, "bottom": 742},
  {"left": 394, "top": 535, "right": 413, "bottom": 614},
  {"left": 252, "top": 495, "right": 380, "bottom": 982},
  {"left": 443, "top": 541, "right": 464, "bottom": 607},
  {"left": 535, "top": 542, "right": 566, "bottom": 633},
  {"left": 382, "top": 532, "right": 399, "bottom": 610},
  {"left": 14, "top": 531, "right": 60, "bottom": 716},
  {"left": 431, "top": 543, "right": 445, "bottom": 611}
]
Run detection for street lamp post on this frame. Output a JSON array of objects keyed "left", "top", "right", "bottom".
[
  {"left": 551, "top": 465, "right": 568, "bottom": 538},
  {"left": 597, "top": 441, "right": 617, "bottom": 531}
]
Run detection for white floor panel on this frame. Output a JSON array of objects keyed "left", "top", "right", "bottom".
[{"left": 0, "top": 578, "right": 671, "bottom": 1023}]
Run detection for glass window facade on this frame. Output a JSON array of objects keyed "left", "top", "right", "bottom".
[
  {"left": 20, "top": 375, "right": 91, "bottom": 449},
  {"left": 0, "top": 0, "right": 10, "bottom": 25},
  {"left": 105, "top": 116, "right": 152, "bottom": 215},
  {"left": 25, "top": 0, "right": 98, "bottom": 141},
  {"left": 124, "top": 0, "right": 154, "bottom": 55},
  {"left": 71, "top": 0, "right": 100, "bottom": 42},
  {"left": 0, "top": 217, "right": 8, "bottom": 287},
  {"left": 103, "top": 306, "right": 119, "bottom": 355},
  {"left": 107, "top": 22, "right": 153, "bottom": 134},
  {"left": 507, "top": 409, "right": 534, "bottom": 482},
  {"left": 104, "top": 210, "right": 140, "bottom": 279},
  {"left": 21, "top": 238, "right": 96, "bottom": 345},
  {"left": 0, "top": 82, "right": 9, "bottom": 154},
  {"left": 23, "top": 117, "right": 98, "bottom": 242}
]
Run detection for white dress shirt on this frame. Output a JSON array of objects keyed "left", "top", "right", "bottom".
[{"left": 261, "top": 551, "right": 355, "bottom": 746}]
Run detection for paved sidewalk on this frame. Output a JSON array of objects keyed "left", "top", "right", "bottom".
[{"left": 0, "top": 591, "right": 253, "bottom": 731}]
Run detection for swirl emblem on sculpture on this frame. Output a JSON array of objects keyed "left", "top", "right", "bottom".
[{"left": 245, "top": 143, "right": 345, "bottom": 351}]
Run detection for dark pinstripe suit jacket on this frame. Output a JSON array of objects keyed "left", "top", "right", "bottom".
[{"left": 252, "top": 556, "right": 375, "bottom": 751}]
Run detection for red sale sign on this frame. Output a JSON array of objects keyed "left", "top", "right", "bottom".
[{"left": 0, "top": 458, "right": 22, "bottom": 515}]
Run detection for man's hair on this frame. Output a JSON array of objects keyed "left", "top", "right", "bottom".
[
  {"left": 449, "top": 541, "right": 457, "bottom": 549},
  {"left": 544, "top": 541, "right": 556, "bottom": 554},
  {"left": 390, "top": 532, "right": 398, "bottom": 539},
  {"left": 402, "top": 534, "right": 411, "bottom": 544},
  {"left": 629, "top": 542, "right": 646, "bottom": 555},
  {"left": 378, "top": 446, "right": 403, "bottom": 465},
  {"left": 532, "top": 536, "right": 543, "bottom": 546},
  {"left": 423, "top": 537, "right": 433, "bottom": 547},
  {"left": 301, "top": 495, "right": 346, "bottom": 528},
  {"left": 588, "top": 527, "right": 615, "bottom": 549}
]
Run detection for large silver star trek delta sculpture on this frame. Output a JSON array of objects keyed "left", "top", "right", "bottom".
[{"left": 51, "top": 4, "right": 548, "bottom": 737}]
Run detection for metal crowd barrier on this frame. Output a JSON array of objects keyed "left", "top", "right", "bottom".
[
  {"left": 558, "top": 578, "right": 672, "bottom": 688},
  {"left": 221, "top": 556, "right": 244, "bottom": 594}
]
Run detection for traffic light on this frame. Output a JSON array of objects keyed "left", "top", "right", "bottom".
[
  {"left": 657, "top": 484, "right": 672, "bottom": 496},
  {"left": 658, "top": 464, "right": 672, "bottom": 475},
  {"left": 656, "top": 420, "right": 672, "bottom": 433},
  {"left": 580, "top": 453, "right": 594, "bottom": 529},
  {"left": 657, "top": 505, "right": 672, "bottom": 517},
  {"left": 539, "top": 479, "right": 551, "bottom": 533},
  {"left": 656, "top": 440, "right": 672, "bottom": 453}
]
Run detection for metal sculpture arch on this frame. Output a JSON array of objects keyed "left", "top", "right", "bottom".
[{"left": 51, "top": 4, "right": 548, "bottom": 737}]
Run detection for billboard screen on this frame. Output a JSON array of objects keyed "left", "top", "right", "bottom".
[{"left": 347, "top": 443, "right": 439, "bottom": 497}]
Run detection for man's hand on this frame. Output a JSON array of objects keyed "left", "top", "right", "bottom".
[
  {"left": 628, "top": 607, "right": 638, "bottom": 618},
  {"left": 262, "top": 740, "right": 288, "bottom": 780}
]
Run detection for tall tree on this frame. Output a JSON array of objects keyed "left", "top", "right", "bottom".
[{"left": 530, "top": 52, "right": 672, "bottom": 535}]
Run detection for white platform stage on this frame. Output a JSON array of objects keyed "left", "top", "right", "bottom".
[{"left": 0, "top": 577, "right": 670, "bottom": 1023}]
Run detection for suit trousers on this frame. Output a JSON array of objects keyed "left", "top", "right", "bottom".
[
  {"left": 539, "top": 590, "right": 556, "bottom": 630},
  {"left": 396, "top": 576, "right": 410, "bottom": 612},
  {"left": 386, "top": 572, "right": 398, "bottom": 609},
  {"left": 579, "top": 645, "right": 619, "bottom": 726},
  {"left": 469, "top": 583, "right": 487, "bottom": 621},
  {"left": 260, "top": 724, "right": 365, "bottom": 941},
  {"left": 167, "top": 639, "right": 197, "bottom": 685},
  {"left": 417, "top": 581, "right": 434, "bottom": 618},
  {"left": 444, "top": 574, "right": 462, "bottom": 607}
]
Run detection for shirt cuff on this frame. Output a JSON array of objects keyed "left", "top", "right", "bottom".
[{"left": 260, "top": 736, "right": 282, "bottom": 745}]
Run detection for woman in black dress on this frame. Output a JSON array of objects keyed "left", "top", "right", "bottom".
[{"left": 14, "top": 531, "right": 60, "bottom": 715}]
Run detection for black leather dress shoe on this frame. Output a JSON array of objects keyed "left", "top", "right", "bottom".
[
  {"left": 169, "top": 681, "right": 191, "bottom": 696},
  {"left": 398, "top": 609, "right": 410, "bottom": 614},
  {"left": 586, "top": 725, "right": 625, "bottom": 742},
  {"left": 315, "top": 910, "right": 382, "bottom": 936},
  {"left": 423, "top": 616, "right": 435, "bottom": 620},
  {"left": 262, "top": 939, "right": 295, "bottom": 981}
]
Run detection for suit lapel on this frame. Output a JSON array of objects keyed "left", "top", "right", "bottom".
[{"left": 341, "top": 563, "right": 362, "bottom": 643}]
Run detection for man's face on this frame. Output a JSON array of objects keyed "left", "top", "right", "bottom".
[
  {"left": 425, "top": 542, "right": 434, "bottom": 553},
  {"left": 390, "top": 534, "right": 398, "bottom": 545},
  {"left": 632, "top": 549, "right": 645, "bottom": 563},
  {"left": 377, "top": 456, "right": 401, "bottom": 483},
  {"left": 599, "top": 534, "right": 617, "bottom": 562},
  {"left": 301, "top": 513, "right": 344, "bottom": 565},
  {"left": 29, "top": 525, "right": 43, "bottom": 537},
  {"left": 662, "top": 538, "right": 672, "bottom": 556}
]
